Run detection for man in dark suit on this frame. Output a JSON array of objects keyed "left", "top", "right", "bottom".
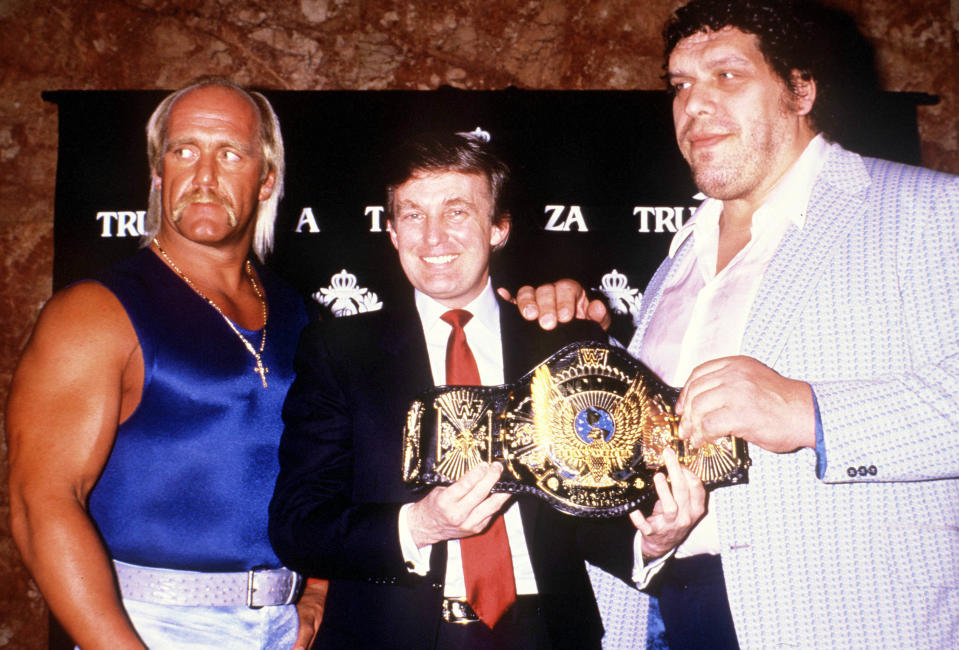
[{"left": 268, "top": 131, "right": 705, "bottom": 649}]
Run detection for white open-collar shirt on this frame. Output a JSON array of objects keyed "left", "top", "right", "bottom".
[{"left": 640, "top": 134, "right": 833, "bottom": 558}]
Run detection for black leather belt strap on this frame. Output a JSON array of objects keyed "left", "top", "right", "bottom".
[{"left": 441, "top": 596, "right": 540, "bottom": 625}]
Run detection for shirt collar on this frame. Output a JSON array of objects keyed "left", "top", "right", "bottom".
[
  {"left": 414, "top": 280, "right": 500, "bottom": 339},
  {"left": 668, "top": 134, "right": 832, "bottom": 258}
]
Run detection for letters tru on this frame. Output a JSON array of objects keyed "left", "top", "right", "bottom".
[
  {"left": 97, "top": 211, "right": 146, "bottom": 237},
  {"left": 634, "top": 207, "right": 694, "bottom": 233}
]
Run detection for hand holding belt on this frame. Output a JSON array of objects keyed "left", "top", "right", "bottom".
[{"left": 402, "top": 341, "right": 750, "bottom": 518}]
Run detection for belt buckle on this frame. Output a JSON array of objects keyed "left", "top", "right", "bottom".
[
  {"left": 247, "top": 565, "right": 269, "bottom": 609},
  {"left": 286, "top": 572, "right": 304, "bottom": 606},
  {"left": 441, "top": 598, "right": 480, "bottom": 625}
]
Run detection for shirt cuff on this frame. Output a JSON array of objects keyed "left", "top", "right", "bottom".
[
  {"left": 631, "top": 529, "right": 674, "bottom": 589},
  {"left": 812, "top": 389, "right": 826, "bottom": 479},
  {"left": 398, "top": 503, "right": 432, "bottom": 575}
]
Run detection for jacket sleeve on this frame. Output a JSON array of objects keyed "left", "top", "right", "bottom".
[
  {"left": 575, "top": 515, "right": 640, "bottom": 587},
  {"left": 268, "top": 322, "right": 420, "bottom": 584},
  {"left": 813, "top": 167, "right": 959, "bottom": 483}
]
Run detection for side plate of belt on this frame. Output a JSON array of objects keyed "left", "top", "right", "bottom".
[{"left": 402, "top": 341, "right": 750, "bottom": 518}]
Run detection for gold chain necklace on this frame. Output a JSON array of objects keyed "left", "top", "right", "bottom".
[{"left": 153, "top": 239, "right": 270, "bottom": 388}]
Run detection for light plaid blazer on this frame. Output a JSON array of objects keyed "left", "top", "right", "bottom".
[{"left": 592, "top": 144, "right": 959, "bottom": 649}]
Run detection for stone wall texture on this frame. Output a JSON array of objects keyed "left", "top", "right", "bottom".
[{"left": 1, "top": 0, "right": 957, "bottom": 647}]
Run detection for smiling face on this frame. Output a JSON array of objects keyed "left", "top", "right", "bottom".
[
  {"left": 389, "top": 170, "right": 509, "bottom": 308},
  {"left": 668, "top": 27, "right": 815, "bottom": 208},
  {"left": 156, "top": 85, "right": 275, "bottom": 250}
]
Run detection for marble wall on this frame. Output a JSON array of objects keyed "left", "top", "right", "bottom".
[{"left": 1, "top": 1, "right": 957, "bottom": 647}]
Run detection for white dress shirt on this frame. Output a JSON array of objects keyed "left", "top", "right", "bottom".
[
  {"left": 640, "top": 134, "right": 833, "bottom": 559},
  {"left": 398, "top": 281, "right": 538, "bottom": 597}
]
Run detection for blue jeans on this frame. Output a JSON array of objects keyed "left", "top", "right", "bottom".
[{"left": 102, "top": 598, "right": 298, "bottom": 649}]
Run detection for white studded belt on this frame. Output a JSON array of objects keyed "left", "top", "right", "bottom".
[{"left": 113, "top": 560, "right": 302, "bottom": 608}]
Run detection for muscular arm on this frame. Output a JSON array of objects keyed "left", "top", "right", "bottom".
[{"left": 7, "top": 282, "right": 145, "bottom": 649}]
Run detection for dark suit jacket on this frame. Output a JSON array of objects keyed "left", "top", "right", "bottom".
[{"left": 269, "top": 293, "right": 637, "bottom": 649}]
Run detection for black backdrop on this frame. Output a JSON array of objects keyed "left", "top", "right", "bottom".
[
  {"left": 46, "top": 87, "right": 930, "bottom": 337},
  {"left": 42, "top": 87, "right": 931, "bottom": 649}
]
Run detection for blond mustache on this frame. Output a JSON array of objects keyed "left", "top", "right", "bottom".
[{"left": 172, "top": 191, "right": 237, "bottom": 227}]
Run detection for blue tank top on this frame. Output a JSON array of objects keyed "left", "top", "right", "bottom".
[{"left": 87, "top": 248, "right": 308, "bottom": 571}]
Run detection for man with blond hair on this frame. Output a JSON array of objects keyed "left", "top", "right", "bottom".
[{"left": 7, "top": 78, "right": 325, "bottom": 649}]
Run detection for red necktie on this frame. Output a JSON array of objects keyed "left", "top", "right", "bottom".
[{"left": 441, "top": 309, "right": 516, "bottom": 628}]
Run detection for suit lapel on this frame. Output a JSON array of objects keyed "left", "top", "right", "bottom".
[
  {"left": 498, "top": 297, "right": 532, "bottom": 381},
  {"left": 497, "top": 298, "right": 544, "bottom": 540},
  {"left": 742, "top": 146, "right": 871, "bottom": 364},
  {"left": 383, "top": 293, "right": 433, "bottom": 374},
  {"left": 368, "top": 295, "right": 433, "bottom": 413}
]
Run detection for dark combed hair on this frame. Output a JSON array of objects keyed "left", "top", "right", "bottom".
[
  {"left": 384, "top": 131, "right": 511, "bottom": 225},
  {"left": 663, "top": 0, "right": 850, "bottom": 141}
]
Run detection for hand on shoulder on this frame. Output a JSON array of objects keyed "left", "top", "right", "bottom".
[{"left": 498, "top": 280, "right": 611, "bottom": 331}]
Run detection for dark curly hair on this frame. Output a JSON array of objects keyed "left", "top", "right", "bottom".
[{"left": 663, "top": 0, "right": 848, "bottom": 140}]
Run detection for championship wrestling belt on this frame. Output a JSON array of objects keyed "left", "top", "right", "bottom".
[{"left": 402, "top": 342, "right": 750, "bottom": 518}]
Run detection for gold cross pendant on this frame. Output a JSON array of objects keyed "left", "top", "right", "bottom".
[{"left": 254, "top": 361, "right": 269, "bottom": 388}]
